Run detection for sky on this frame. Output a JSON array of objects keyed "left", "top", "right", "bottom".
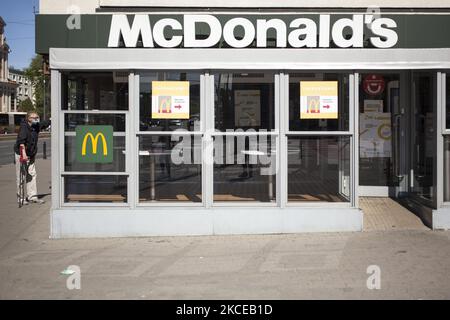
[{"left": 1, "top": 0, "right": 39, "bottom": 70}]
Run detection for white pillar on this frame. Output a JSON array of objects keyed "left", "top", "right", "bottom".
[{"left": 8, "top": 91, "right": 11, "bottom": 112}]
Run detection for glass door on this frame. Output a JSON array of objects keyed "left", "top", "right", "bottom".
[
  {"left": 408, "top": 72, "right": 437, "bottom": 208},
  {"left": 388, "top": 71, "right": 438, "bottom": 227},
  {"left": 359, "top": 72, "right": 403, "bottom": 196}
]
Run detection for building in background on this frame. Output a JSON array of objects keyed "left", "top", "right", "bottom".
[
  {"left": 9, "top": 68, "right": 35, "bottom": 111},
  {"left": 0, "top": 16, "right": 24, "bottom": 133},
  {"left": 0, "top": 17, "right": 19, "bottom": 113}
]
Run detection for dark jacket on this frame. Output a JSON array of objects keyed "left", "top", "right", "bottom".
[{"left": 14, "top": 120, "right": 45, "bottom": 158}]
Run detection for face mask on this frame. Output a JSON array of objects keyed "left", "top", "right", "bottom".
[{"left": 31, "top": 119, "right": 40, "bottom": 126}]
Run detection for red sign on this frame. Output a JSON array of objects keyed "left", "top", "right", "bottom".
[{"left": 363, "top": 74, "right": 385, "bottom": 96}]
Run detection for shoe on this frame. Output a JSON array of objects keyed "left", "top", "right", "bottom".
[
  {"left": 18, "top": 198, "right": 29, "bottom": 205},
  {"left": 27, "top": 197, "right": 45, "bottom": 204}
]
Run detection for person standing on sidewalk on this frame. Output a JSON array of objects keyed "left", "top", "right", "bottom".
[{"left": 14, "top": 112, "right": 47, "bottom": 205}]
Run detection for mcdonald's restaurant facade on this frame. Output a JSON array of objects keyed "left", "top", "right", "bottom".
[{"left": 37, "top": 1, "right": 450, "bottom": 238}]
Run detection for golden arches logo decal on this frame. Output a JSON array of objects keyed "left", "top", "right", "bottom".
[
  {"left": 81, "top": 132, "right": 108, "bottom": 156},
  {"left": 76, "top": 125, "right": 113, "bottom": 163}
]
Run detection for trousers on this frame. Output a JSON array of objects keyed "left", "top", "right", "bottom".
[{"left": 15, "top": 154, "right": 37, "bottom": 200}]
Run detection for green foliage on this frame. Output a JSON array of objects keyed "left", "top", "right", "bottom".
[
  {"left": 18, "top": 98, "right": 35, "bottom": 112},
  {"left": 24, "top": 55, "right": 49, "bottom": 119}
]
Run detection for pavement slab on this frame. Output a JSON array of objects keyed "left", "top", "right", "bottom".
[{"left": 0, "top": 160, "right": 449, "bottom": 299}]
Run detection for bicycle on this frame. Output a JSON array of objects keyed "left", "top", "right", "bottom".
[{"left": 18, "top": 146, "right": 29, "bottom": 208}]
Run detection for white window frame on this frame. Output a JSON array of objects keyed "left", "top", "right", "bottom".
[
  {"left": 439, "top": 71, "right": 450, "bottom": 207},
  {"left": 135, "top": 71, "right": 206, "bottom": 208},
  {"left": 282, "top": 72, "right": 358, "bottom": 208},
  {"left": 209, "top": 72, "right": 280, "bottom": 207},
  {"left": 59, "top": 72, "right": 131, "bottom": 208}
]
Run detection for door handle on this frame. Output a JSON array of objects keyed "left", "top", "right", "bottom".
[
  {"left": 393, "top": 114, "right": 403, "bottom": 180},
  {"left": 414, "top": 144, "right": 426, "bottom": 179}
]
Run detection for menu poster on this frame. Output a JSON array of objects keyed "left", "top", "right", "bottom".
[
  {"left": 151, "top": 81, "right": 190, "bottom": 119},
  {"left": 234, "top": 90, "right": 261, "bottom": 127},
  {"left": 360, "top": 112, "right": 392, "bottom": 158},
  {"left": 364, "top": 99, "right": 384, "bottom": 113},
  {"left": 300, "top": 81, "right": 338, "bottom": 119}
]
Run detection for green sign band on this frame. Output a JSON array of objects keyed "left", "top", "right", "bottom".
[{"left": 36, "top": 13, "right": 450, "bottom": 54}]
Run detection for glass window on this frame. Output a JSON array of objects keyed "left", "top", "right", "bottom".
[
  {"left": 62, "top": 72, "right": 129, "bottom": 110},
  {"left": 213, "top": 135, "right": 276, "bottom": 202},
  {"left": 64, "top": 114, "right": 126, "bottom": 132},
  {"left": 288, "top": 136, "right": 350, "bottom": 202},
  {"left": 139, "top": 72, "right": 200, "bottom": 132},
  {"left": 65, "top": 136, "right": 125, "bottom": 172},
  {"left": 214, "top": 73, "right": 275, "bottom": 131},
  {"left": 411, "top": 73, "right": 435, "bottom": 203},
  {"left": 289, "top": 73, "right": 349, "bottom": 131},
  {"left": 64, "top": 113, "right": 126, "bottom": 172},
  {"left": 138, "top": 135, "right": 202, "bottom": 202},
  {"left": 359, "top": 73, "right": 399, "bottom": 187},
  {"left": 64, "top": 175, "right": 127, "bottom": 203}
]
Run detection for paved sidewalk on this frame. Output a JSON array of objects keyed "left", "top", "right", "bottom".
[
  {"left": 0, "top": 160, "right": 450, "bottom": 299},
  {"left": 360, "top": 197, "right": 429, "bottom": 231}
]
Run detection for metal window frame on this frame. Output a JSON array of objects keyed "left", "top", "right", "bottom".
[
  {"left": 439, "top": 71, "right": 450, "bottom": 207},
  {"left": 442, "top": 73, "right": 450, "bottom": 135},
  {"left": 50, "top": 70, "right": 61, "bottom": 211},
  {"left": 60, "top": 72, "right": 132, "bottom": 207},
  {"left": 282, "top": 72, "right": 356, "bottom": 208},
  {"left": 135, "top": 72, "right": 206, "bottom": 207},
  {"left": 136, "top": 70, "right": 204, "bottom": 135},
  {"left": 209, "top": 72, "right": 280, "bottom": 207},
  {"left": 54, "top": 69, "right": 359, "bottom": 210}
]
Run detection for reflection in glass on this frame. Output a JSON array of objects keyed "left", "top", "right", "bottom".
[
  {"left": 213, "top": 135, "right": 276, "bottom": 202},
  {"left": 65, "top": 114, "right": 126, "bottom": 132},
  {"left": 139, "top": 72, "right": 200, "bottom": 132},
  {"left": 288, "top": 136, "right": 350, "bottom": 202},
  {"left": 213, "top": 73, "right": 275, "bottom": 131},
  {"left": 289, "top": 73, "right": 349, "bottom": 131},
  {"left": 139, "top": 135, "right": 202, "bottom": 202},
  {"left": 64, "top": 175, "right": 127, "bottom": 203},
  {"left": 62, "top": 72, "right": 128, "bottom": 110},
  {"left": 65, "top": 136, "right": 125, "bottom": 172},
  {"left": 411, "top": 73, "right": 435, "bottom": 203},
  {"left": 359, "top": 73, "right": 399, "bottom": 187}
]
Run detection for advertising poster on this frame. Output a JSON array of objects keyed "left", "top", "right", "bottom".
[
  {"left": 364, "top": 100, "right": 384, "bottom": 113},
  {"left": 300, "top": 81, "right": 338, "bottom": 119},
  {"left": 151, "top": 81, "right": 190, "bottom": 119},
  {"left": 234, "top": 90, "right": 261, "bottom": 127},
  {"left": 359, "top": 113, "right": 392, "bottom": 158}
]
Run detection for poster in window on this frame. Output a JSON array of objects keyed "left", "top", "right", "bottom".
[
  {"left": 151, "top": 81, "right": 190, "bottom": 119},
  {"left": 300, "top": 81, "right": 338, "bottom": 119},
  {"left": 364, "top": 99, "right": 383, "bottom": 113},
  {"left": 359, "top": 112, "right": 392, "bottom": 158},
  {"left": 234, "top": 90, "right": 261, "bottom": 127}
]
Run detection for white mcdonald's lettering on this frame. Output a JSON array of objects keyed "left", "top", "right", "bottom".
[{"left": 107, "top": 14, "right": 398, "bottom": 49}]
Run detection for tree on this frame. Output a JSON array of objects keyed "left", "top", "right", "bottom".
[
  {"left": 24, "top": 55, "right": 49, "bottom": 119},
  {"left": 18, "top": 98, "right": 35, "bottom": 112}
]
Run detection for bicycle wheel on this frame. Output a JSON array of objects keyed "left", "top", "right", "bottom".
[{"left": 18, "top": 163, "right": 27, "bottom": 208}]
